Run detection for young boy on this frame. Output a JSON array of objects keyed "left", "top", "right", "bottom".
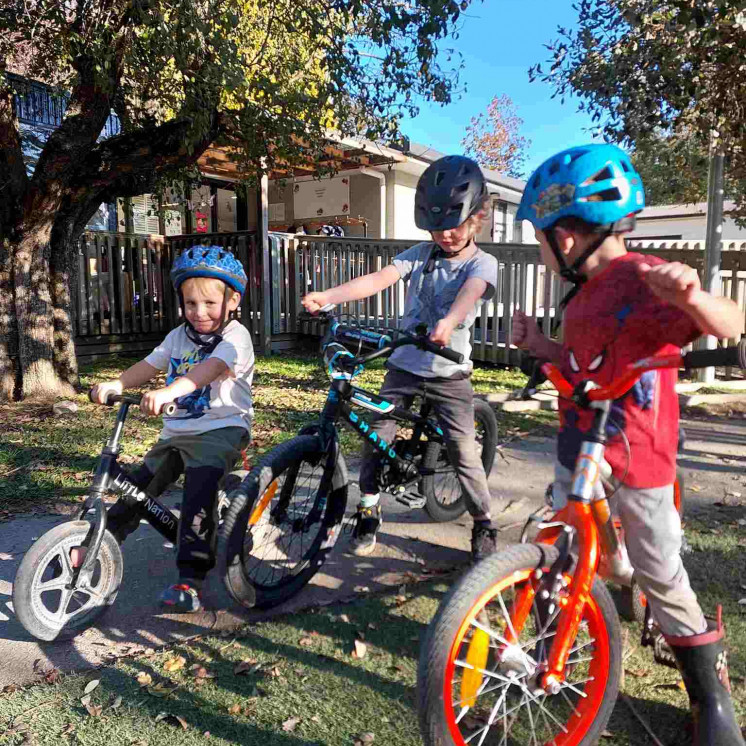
[
  {"left": 86, "top": 246, "right": 254, "bottom": 612},
  {"left": 514, "top": 143, "right": 744, "bottom": 744},
  {"left": 302, "top": 155, "right": 499, "bottom": 562}
]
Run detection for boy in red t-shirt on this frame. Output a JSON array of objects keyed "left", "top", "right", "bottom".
[{"left": 514, "top": 144, "right": 744, "bottom": 745}]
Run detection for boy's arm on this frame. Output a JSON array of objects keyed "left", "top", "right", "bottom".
[
  {"left": 91, "top": 359, "right": 159, "bottom": 403},
  {"left": 429, "top": 277, "right": 487, "bottom": 346},
  {"left": 140, "top": 358, "right": 228, "bottom": 416},
  {"left": 512, "top": 310, "right": 564, "bottom": 363},
  {"left": 302, "top": 265, "right": 401, "bottom": 312},
  {"left": 640, "top": 262, "right": 745, "bottom": 339}
]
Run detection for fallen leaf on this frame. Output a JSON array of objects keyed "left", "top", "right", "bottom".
[
  {"left": 354, "top": 585, "right": 370, "bottom": 593},
  {"left": 84, "top": 702, "right": 103, "bottom": 717},
  {"left": 282, "top": 716, "right": 301, "bottom": 732},
  {"left": 299, "top": 636, "right": 315, "bottom": 647},
  {"left": 228, "top": 703, "right": 242, "bottom": 715},
  {"left": 61, "top": 723, "right": 75, "bottom": 735},
  {"left": 738, "top": 598, "right": 746, "bottom": 606},
  {"left": 311, "top": 715, "right": 321, "bottom": 723},
  {"left": 624, "top": 668, "right": 649, "bottom": 678},
  {"left": 154, "top": 712, "right": 187, "bottom": 729},
  {"left": 234, "top": 660, "right": 260, "bottom": 675},
  {"left": 147, "top": 682, "right": 179, "bottom": 698},
  {"left": 80, "top": 695, "right": 92, "bottom": 707},
  {"left": 0, "top": 552, "right": 13, "bottom": 560},
  {"left": 163, "top": 656, "right": 186, "bottom": 673},
  {"left": 339, "top": 614, "right": 350, "bottom": 623},
  {"left": 83, "top": 679, "right": 100, "bottom": 694},
  {"left": 353, "top": 639, "right": 367, "bottom": 659},
  {"left": 690, "top": 485, "right": 702, "bottom": 493},
  {"left": 136, "top": 672, "right": 153, "bottom": 687},
  {"left": 367, "top": 623, "right": 377, "bottom": 630},
  {"left": 110, "top": 695, "right": 123, "bottom": 711},
  {"left": 356, "top": 733, "right": 375, "bottom": 744}
]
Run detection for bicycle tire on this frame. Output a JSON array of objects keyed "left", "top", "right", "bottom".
[
  {"left": 13, "top": 521, "right": 123, "bottom": 642},
  {"left": 422, "top": 398, "right": 498, "bottom": 523},
  {"left": 418, "top": 542, "right": 621, "bottom": 746},
  {"left": 218, "top": 434, "right": 348, "bottom": 609}
]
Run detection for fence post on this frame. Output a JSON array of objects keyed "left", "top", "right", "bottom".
[{"left": 257, "top": 170, "right": 272, "bottom": 355}]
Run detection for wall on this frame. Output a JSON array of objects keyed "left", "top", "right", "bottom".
[
  {"left": 630, "top": 213, "right": 746, "bottom": 241},
  {"left": 386, "top": 170, "right": 431, "bottom": 241}
]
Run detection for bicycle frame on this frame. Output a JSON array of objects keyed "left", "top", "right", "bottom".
[
  {"left": 509, "top": 352, "right": 687, "bottom": 692},
  {"left": 72, "top": 399, "right": 191, "bottom": 584}
]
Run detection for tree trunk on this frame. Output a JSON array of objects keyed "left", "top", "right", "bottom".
[
  {"left": 10, "top": 223, "right": 76, "bottom": 400},
  {"left": 0, "top": 236, "right": 17, "bottom": 400}
]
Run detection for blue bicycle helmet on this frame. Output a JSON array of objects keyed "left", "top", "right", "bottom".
[
  {"left": 170, "top": 246, "right": 247, "bottom": 297},
  {"left": 516, "top": 143, "right": 645, "bottom": 231}
]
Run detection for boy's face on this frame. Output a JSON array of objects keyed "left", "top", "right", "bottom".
[
  {"left": 431, "top": 220, "right": 473, "bottom": 254},
  {"left": 182, "top": 278, "right": 240, "bottom": 334}
]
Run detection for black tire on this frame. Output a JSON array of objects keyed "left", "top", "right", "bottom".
[
  {"left": 13, "top": 521, "right": 123, "bottom": 642},
  {"left": 418, "top": 543, "right": 622, "bottom": 746},
  {"left": 422, "top": 398, "right": 497, "bottom": 523},
  {"left": 218, "top": 435, "right": 348, "bottom": 609}
]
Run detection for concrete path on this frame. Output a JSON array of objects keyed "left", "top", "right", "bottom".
[
  {"left": 0, "top": 435, "right": 556, "bottom": 688},
  {"left": 2, "top": 408, "right": 744, "bottom": 688}
]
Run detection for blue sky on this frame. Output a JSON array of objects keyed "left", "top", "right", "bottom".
[{"left": 399, "top": 0, "right": 604, "bottom": 179}]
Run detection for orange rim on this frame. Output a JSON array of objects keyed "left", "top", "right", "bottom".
[
  {"left": 248, "top": 479, "right": 278, "bottom": 525},
  {"left": 442, "top": 567, "right": 611, "bottom": 746}
]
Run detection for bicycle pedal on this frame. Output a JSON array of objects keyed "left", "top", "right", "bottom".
[{"left": 395, "top": 493, "right": 427, "bottom": 509}]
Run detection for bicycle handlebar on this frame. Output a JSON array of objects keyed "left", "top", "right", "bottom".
[
  {"left": 299, "top": 310, "right": 464, "bottom": 366},
  {"left": 88, "top": 390, "right": 178, "bottom": 416},
  {"left": 539, "top": 339, "right": 746, "bottom": 404}
]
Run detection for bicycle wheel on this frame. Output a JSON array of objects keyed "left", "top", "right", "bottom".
[
  {"left": 13, "top": 521, "right": 123, "bottom": 642},
  {"left": 418, "top": 543, "right": 622, "bottom": 746},
  {"left": 422, "top": 398, "right": 498, "bottom": 523},
  {"left": 218, "top": 434, "right": 348, "bottom": 609}
]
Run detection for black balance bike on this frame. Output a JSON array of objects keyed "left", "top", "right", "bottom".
[
  {"left": 218, "top": 312, "right": 498, "bottom": 610},
  {"left": 12, "top": 395, "right": 245, "bottom": 642}
]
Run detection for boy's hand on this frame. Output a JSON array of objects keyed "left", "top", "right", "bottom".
[
  {"left": 301, "top": 292, "right": 329, "bottom": 314},
  {"left": 140, "top": 388, "right": 176, "bottom": 417},
  {"left": 512, "top": 310, "right": 541, "bottom": 351},
  {"left": 429, "top": 317, "right": 458, "bottom": 347},
  {"left": 638, "top": 262, "right": 701, "bottom": 306},
  {"left": 91, "top": 380, "right": 123, "bottom": 405}
]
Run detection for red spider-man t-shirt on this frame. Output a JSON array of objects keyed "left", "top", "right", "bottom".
[{"left": 557, "top": 253, "right": 701, "bottom": 488}]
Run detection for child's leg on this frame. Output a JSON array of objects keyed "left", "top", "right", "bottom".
[
  {"left": 617, "top": 483, "right": 705, "bottom": 636},
  {"left": 166, "top": 428, "right": 247, "bottom": 599},
  {"left": 352, "top": 369, "right": 416, "bottom": 556},
  {"left": 425, "top": 377, "right": 496, "bottom": 560}
]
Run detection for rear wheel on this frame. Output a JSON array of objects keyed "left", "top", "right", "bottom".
[
  {"left": 422, "top": 398, "right": 498, "bottom": 523},
  {"left": 218, "top": 435, "right": 348, "bottom": 609},
  {"left": 418, "top": 543, "right": 622, "bottom": 746}
]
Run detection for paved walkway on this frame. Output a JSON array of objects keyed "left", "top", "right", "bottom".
[{"left": 1, "top": 409, "right": 744, "bottom": 687}]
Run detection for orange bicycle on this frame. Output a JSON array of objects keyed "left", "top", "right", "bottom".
[{"left": 417, "top": 342, "right": 745, "bottom": 745}]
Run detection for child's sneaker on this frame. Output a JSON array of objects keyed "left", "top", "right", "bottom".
[
  {"left": 471, "top": 523, "right": 498, "bottom": 563},
  {"left": 159, "top": 583, "right": 202, "bottom": 612},
  {"left": 349, "top": 503, "right": 382, "bottom": 557}
]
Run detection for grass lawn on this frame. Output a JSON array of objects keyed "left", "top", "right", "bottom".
[
  {"left": 1, "top": 515, "right": 744, "bottom": 745},
  {"left": 0, "top": 351, "right": 553, "bottom": 515}
]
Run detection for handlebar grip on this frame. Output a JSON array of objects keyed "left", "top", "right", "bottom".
[
  {"left": 162, "top": 402, "right": 178, "bottom": 416},
  {"left": 682, "top": 340, "right": 746, "bottom": 370},
  {"left": 422, "top": 339, "right": 464, "bottom": 364}
]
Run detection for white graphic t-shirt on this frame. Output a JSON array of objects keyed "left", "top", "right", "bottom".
[{"left": 145, "top": 319, "right": 254, "bottom": 438}]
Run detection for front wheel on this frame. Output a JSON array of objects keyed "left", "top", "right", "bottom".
[
  {"left": 218, "top": 435, "right": 348, "bottom": 609},
  {"left": 422, "top": 398, "right": 498, "bottom": 523},
  {"left": 13, "top": 521, "right": 123, "bottom": 642},
  {"left": 418, "top": 543, "right": 622, "bottom": 746}
]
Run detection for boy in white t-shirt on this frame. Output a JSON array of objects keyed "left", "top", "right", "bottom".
[{"left": 84, "top": 246, "right": 254, "bottom": 612}]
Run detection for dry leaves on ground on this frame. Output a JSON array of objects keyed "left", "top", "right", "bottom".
[{"left": 282, "top": 716, "right": 301, "bottom": 732}]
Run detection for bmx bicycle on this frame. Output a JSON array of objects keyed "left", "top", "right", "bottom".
[
  {"left": 12, "top": 394, "right": 244, "bottom": 642},
  {"left": 417, "top": 342, "right": 745, "bottom": 745},
  {"left": 218, "top": 311, "right": 498, "bottom": 610}
]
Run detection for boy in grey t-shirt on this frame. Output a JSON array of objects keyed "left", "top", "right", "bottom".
[{"left": 302, "top": 156, "right": 499, "bottom": 562}]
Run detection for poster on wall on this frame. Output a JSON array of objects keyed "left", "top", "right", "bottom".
[{"left": 293, "top": 176, "right": 350, "bottom": 220}]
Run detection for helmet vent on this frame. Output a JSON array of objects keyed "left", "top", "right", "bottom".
[
  {"left": 453, "top": 182, "right": 469, "bottom": 194},
  {"left": 584, "top": 165, "right": 614, "bottom": 185},
  {"left": 548, "top": 160, "right": 560, "bottom": 176},
  {"left": 447, "top": 203, "right": 464, "bottom": 215},
  {"left": 579, "top": 187, "right": 621, "bottom": 203},
  {"left": 620, "top": 160, "right": 631, "bottom": 172},
  {"left": 530, "top": 172, "right": 541, "bottom": 189},
  {"left": 434, "top": 171, "right": 446, "bottom": 186}
]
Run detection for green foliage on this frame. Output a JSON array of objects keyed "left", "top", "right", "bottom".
[{"left": 530, "top": 1, "right": 746, "bottom": 219}]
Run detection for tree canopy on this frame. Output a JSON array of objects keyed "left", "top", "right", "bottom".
[
  {"left": 461, "top": 94, "right": 530, "bottom": 177},
  {"left": 0, "top": 0, "right": 479, "bottom": 401},
  {"left": 529, "top": 1, "right": 746, "bottom": 216}
]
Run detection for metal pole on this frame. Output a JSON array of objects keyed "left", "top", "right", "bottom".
[
  {"left": 697, "top": 152, "right": 725, "bottom": 383},
  {"left": 257, "top": 167, "right": 272, "bottom": 355}
]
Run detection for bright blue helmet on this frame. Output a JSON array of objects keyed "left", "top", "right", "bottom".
[
  {"left": 517, "top": 144, "right": 645, "bottom": 231},
  {"left": 171, "top": 246, "right": 247, "bottom": 297}
]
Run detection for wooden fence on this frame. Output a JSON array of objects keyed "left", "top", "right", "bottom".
[{"left": 74, "top": 233, "right": 746, "bottom": 368}]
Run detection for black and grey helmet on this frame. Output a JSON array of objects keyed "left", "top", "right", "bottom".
[{"left": 414, "top": 155, "right": 488, "bottom": 231}]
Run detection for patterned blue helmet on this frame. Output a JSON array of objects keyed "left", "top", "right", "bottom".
[
  {"left": 517, "top": 144, "right": 645, "bottom": 231},
  {"left": 171, "top": 246, "right": 247, "bottom": 297}
]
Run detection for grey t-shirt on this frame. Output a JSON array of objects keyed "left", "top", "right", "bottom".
[{"left": 388, "top": 242, "right": 497, "bottom": 378}]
